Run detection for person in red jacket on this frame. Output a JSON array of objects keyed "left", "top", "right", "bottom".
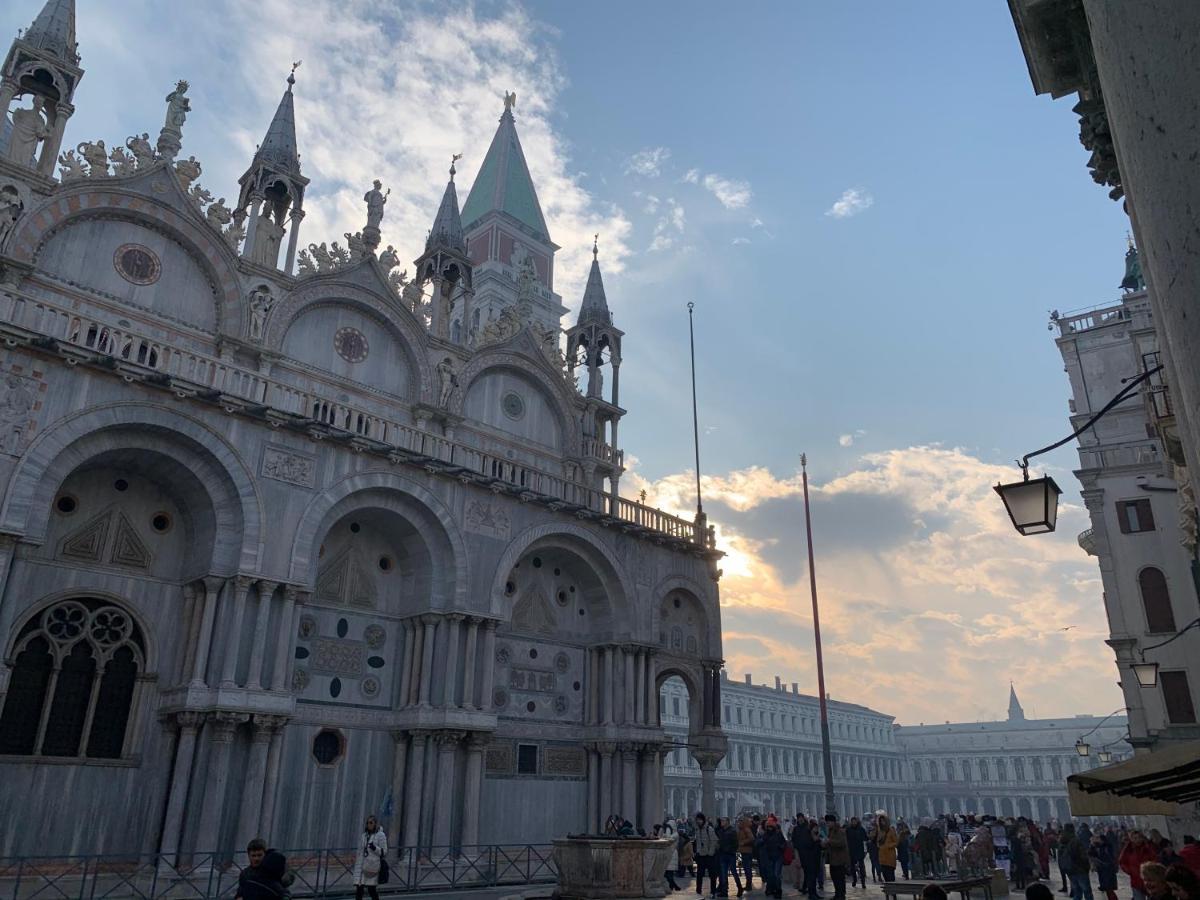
[
  {"left": 1122, "top": 831, "right": 1163, "bottom": 900},
  {"left": 1180, "top": 837, "right": 1200, "bottom": 877}
]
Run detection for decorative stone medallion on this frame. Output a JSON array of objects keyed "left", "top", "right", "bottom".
[
  {"left": 298, "top": 615, "right": 317, "bottom": 639},
  {"left": 363, "top": 624, "right": 386, "bottom": 649},
  {"left": 361, "top": 676, "right": 380, "bottom": 698},
  {"left": 501, "top": 391, "right": 525, "bottom": 420},
  {"left": 333, "top": 326, "right": 369, "bottom": 363},
  {"left": 113, "top": 243, "right": 161, "bottom": 285},
  {"left": 292, "top": 668, "right": 310, "bottom": 690},
  {"left": 495, "top": 644, "right": 511, "bottom": 665}
]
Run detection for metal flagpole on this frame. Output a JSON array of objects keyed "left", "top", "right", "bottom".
[
  {"left": 802, "top": 453, "right": 836, "bottom": 816},
  {"left": 687, "top": 302, "right": 705, "bottom": 524}
]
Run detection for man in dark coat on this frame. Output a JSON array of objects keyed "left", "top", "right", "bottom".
[
  {"left": 846, "top": 817, "right": 869, "bottom": 888},
  {"left": 793, "top": 817, "right": 822, "bottom": 900}
]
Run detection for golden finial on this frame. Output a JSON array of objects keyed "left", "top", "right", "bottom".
[{"left": 592, "top": 234, "right": 599, "bottom": 260}]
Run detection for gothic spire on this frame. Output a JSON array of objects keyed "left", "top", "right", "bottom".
[
  {"left": 425, "top": 157, "right": 466, "bottom": 254},
  {"left": 1008, "top": 682, "right": 1025, "bottom": 721},
  {"left": 460, "top": 92, "right": 551, "bottom": 242},
  {"left": 24, "top": 0, "right": 76, "bottom": 62},
  {"left": 577, "top": 234, "right": 612, "bottom": 325},
  {"left": 255, "top": 64, "right": 302, "bottom": 175}
]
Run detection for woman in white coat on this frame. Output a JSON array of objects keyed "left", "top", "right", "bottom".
[{"left": 352, "top": 815, "right": 388, "bottom": 900}]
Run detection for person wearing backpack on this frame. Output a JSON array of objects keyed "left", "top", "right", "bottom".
[{"left": 353, "top": 815, "right": 389, "bottom": 900}]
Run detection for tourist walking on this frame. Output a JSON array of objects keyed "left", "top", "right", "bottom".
[
  {"left": 1090, "top": 831, "right": 1119, "bottom": 900},
  {"left": 692, "top": 813, "right": 720, "bottom": 897},
  {"left": 1060, "top": 824, "right": 1093, "bottom": 900},
  {"left": 945, "top": 827, "right": 963, "bottom": 876},
  {"left": 737, "top": 817, "right": 756, "bottom": 892},
  {"left": 352, "top": 815, "right": 388, "bottom": 900},
  {"left": 898, "top": 822, "right": 913, "bottom": 880},
  {"left": 877, "top": 815, "right": 900, "bottom": 883},
  {"left": 659, "top": 821, "right": 681, "bottom": 892},
  {"left": 847, "top": 816, "right": 868, "bottom": 888},
  {"left": 868, "top": 818, "right": 883, "bottom": 882},
  {"left": 235, "top": 839, "right": 290, "bottom": 900},
  {"left": 717, "top": 816, "right": 743, "bottom": 897},
  {"left": 1123, "top": 830, "right": 1164, "bottom": 900},
  {"left": 756, "top": 815, "right": 787, "bottom": 899},
  {"left": 794, "top": 817, "right": 822, "bottom": 900},
  {"left": 826, "top": 815, "right": 849, "bottom": 900}
]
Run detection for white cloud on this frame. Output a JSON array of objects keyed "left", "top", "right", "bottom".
[
  {"left": 839, "top": 434, "right": 855, "bottom": 447},
  {"left": 732, "top": 237, "right": 751, "bottom": 246},
  {"left": 625, "top": 147, "right": 671, "bottom": 178},
  {"left": 825, "top": 187, "right": 874, "bottom": 219},
  {"left": 702, "top": 173, "right": 752, "bottom": 210},
  {"left": 750, "top": 217, "right": 764, "bottom": 229},
  {"left": 682, "top": 168, "right": 701, "bottom": 184},
  {"left": 647, "top": 198, "right": 685, "bottom": 252}
]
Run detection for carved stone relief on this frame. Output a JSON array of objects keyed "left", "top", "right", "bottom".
[
  {"left": 261, "top": 445, "right": 316, "bottom": 488},
  {"left": 464, "top": 500, "right": 511, "bottom": 540}
]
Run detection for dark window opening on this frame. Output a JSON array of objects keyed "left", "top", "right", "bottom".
[
  {"left": 1117, "top": 498, "right": 1155, "bottom": 534},
  {"left": 1138, "top": 567, "right": 1176, "bottom": 633},
  {"left": 1161, "top": 671, "right": 1197, "bottom": 724},
  {"left": 517, "top": 743, "right": 538, "bottom": 775}
]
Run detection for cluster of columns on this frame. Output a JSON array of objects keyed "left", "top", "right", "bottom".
[
  {"left": 156, "top": 710, "right": 288, "bottom": 861},
  {"left": 397, "top": 614, "right": 498, "bottom": 710},
  {"left": 179, "top": 576, "right": 301, "bottom": 694},
  {"left": 390, "top": 728, "right": 488, "bottom": 852},
  {"left": 0, "top": 77, "right": 75, "bottom": 177},
  {"left": 584, "top": 644, "right": 658, "bottom": 726},
  {"left": 584, "top": 741, "right": 665, "bottom": 831}
]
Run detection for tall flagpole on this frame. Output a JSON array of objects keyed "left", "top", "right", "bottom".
[
  {"left": 687, "top": 302, "right": 704, "bottom": 524},
  {"left": 802, "top": 453, "right": 836, "bottom": 816}
]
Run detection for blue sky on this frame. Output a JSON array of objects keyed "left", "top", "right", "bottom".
[{"left": 1, "top": 0, "right": 1131, "bottom": 721}]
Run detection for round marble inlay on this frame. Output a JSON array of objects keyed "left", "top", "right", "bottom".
[
  {"left": 113, "top": 243, "right": 161, "bottom": 285},
  {"left": 501, "top": 391, "right": 525, "bottom": 420},
  {"left": 334, "top": 326, "right": 369, "bottom": 363}
]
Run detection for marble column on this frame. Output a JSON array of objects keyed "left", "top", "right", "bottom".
[
  {"left": 696, "top": 751, "right": 721, "bottom": 819},
  {"left": 442, "top": 614, "right": 463, "bottom": 708},
  {"left": 269, "top": 587, "right": 297, "bottom": 691},
  {"left": 462, "top": 618, "right": 479, "bottom": 709},
  {"left": 179, "top": 583, "right": 201, "bottom": 686},
  {"left": 432, "top": 731, "right": 461, "bottom": 849},
  {"left": 284, "top": 208, "right": 305, "bottom": 274},
  {"left": 389, "top": 731, "right": 408, "bottom": 845},
  {"left": 710, "top": 666, "right": 721, "bottom": 727},
  {"left": 620, "top": 743, "right": 638, "bottom": 822},
  {"left": 403, "top": 732, "right": 429, "bottom": 854},
  {"left": 196, "top": 712, "right": 249, "bottom": 856},
  {"left": 639, "top": 745, "right": 658, "bottom": 829},
  {"left": 219, "top": 576, "right": 253, "bottom": 688},
  {"left": 418, "top": 615, "right": 437, "bottom": 707},
  {"left": 159, "top": 711, "right": 204, "bottom": 861},
  {"left": 236, "top": 714, "right": 279, "bottom": 848},
  {"left": 598, "top": 743, "right": 615, "bottom": 821},
  {"left": 259, "top": 718, "right": 287, "bottom": 839},
  {"left": 479, "top": 620, "right": 498, "bottom": 710},
  {"left": 701, "top": 666, "right": 713, "bottom": 728},
  {"left": 38, "top": 106, "right": 71, "bottom": 176},
  {"left": 634, "top": 649, "right": 646, "bottom": 724},
  {"left": 586, "top": 746, "right": 599, "bottom": 832},
  {"left": 622, "top": 647, "right": 635, "bottom": 725},
  {"left": 406, "top": 617, "right": 424, "bottom": 707},
  {"left": 190, "top": 578, "right": 223, "bottom": 687},
  {"left": 246, "top": 581, "right": 277, "bottom": 691},
  {"left": 242, "top": 196, "right": 263, "bottom": 257},
  {"left": 398, "top": 620, "right": 415, "bottom": 707},
  {"left": 460, "top": 734, "right": 486, "bottom": 851},
  {"left": 603, "top": 646, "right": 615, "bottom": 725}
]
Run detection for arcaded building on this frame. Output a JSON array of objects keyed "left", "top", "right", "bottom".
[{"left": 0, "top": 0, "right": 726, "bottom": 857}]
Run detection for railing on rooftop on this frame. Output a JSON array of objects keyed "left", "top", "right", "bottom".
[
  {"left": 1054, "top": 304, "right": 1130, "bottom": 336},
  {"left": 0, "top": 289, "right": 713, "bottom": 550}
]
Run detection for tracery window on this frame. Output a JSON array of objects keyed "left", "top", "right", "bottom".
[{"left": 0, "top": 599, "right": 146, "bottom": 760}]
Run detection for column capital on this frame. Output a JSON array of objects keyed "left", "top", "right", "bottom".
[
  {"left": 596, "top": 741, "right": 616, "bottom": 756},
  {"left": 288, "top": 207, "right": 306, "bottom": 221},
  {"left": 252, "top": 713, "right": 288, "bottom": 736},
  {"left": 446, "top": 612, "right": 466, "bottom": 623},
  {"left": 421, "top": 613, "right": 441, "bottom": 626},
  {"left": 175, "top": 710, "right": 206, "bottom": 731},
  {"left": 234, "top": 574, "right": 256, "bottom": 592},
  {"left": 210, "top": 711, "right": 250, "bottom": 741},
  {"left": 435, "top": 729, "right": 465, "bottom": 747},
  {"left": 465, "top": 732, "right": 489, "bottom": 751},
  {"left": 202, "top": 575, "right": 226, "bottom": 594},
  {"left": 256, "top": 579, "right": 280, "bottom": 597},
  {"left": 283, "top": 585, "right": 301, "bottom": 603}
]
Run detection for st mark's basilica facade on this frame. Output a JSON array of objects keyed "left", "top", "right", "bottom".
[{"left": 0, "top": 0, "right": 727, "bottom": 857}]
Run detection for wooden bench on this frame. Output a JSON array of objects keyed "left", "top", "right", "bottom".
[{"left": 881, "top": 876, "right": 995, "bottom": 900}]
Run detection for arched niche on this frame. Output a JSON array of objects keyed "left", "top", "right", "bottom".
[
  {"left": 462, "top": 366, "right": 563, "bottom": 451},
  {"left": 278, "top": 300, "right": 414, "bottom": 399}
]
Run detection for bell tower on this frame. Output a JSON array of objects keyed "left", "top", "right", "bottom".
[
  {"left": 565, "top": 237, "right": 625, "bottom": 503},
  {"left": 0, "top": 0, "right": 83, "bottom": 177},
  {"left": 413, "top": 158, "right": 473, "bottom": 344},
  {"left": 234, "top": 65, "right": 309, "bottom": 272}
]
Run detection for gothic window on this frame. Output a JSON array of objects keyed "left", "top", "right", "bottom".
[
  {"left": 1138, "top": 567, "right": 1176, "bottom": 633},
  {"left": 0, "top": 599, "right": 146, "bottom": 759}
]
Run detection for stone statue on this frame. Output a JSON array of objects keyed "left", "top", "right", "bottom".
[
  {"left": 0, "top": 186, "right": 22, "bottom": 248},
  {"left": 5, "top": 97, "right": 49, "bottom": 167},
  {"left": 436, "top": 357, "right": 457, "bottom": 408},
  {"left": 0, "top": 375, "right": 34, "bottom": 455},
  {"left": 77, "top": 140, "right": 109, "bottom": 177},
  {"left": 387, "top": 268, "right": 408, "bottom": 296},
  {"left": 252, "top": 210, "right": 285, "bottom": 268},
  {"left": 1121, "top": 240, "right": 1145, "bottom": 293},
  {"left": 344, "top": 231, "right": 367, "bottom": 259},
  {"left": 307, "top": 242, "right": 334, "bottom": 272},
  {"left": 364, "top": 180, "right": 389, "bottom": 230},
  {"left": 57, "top": 150, "right": 85, "bottom": 182},
  {"left": 248, "top": 286, "right": 274, "bottom": 341},
  {"left": 328, "top": 241, "right": 351, "bottom": 267},
  {"left": 223, "top": 221, "right": 245, "bottom": 252},
  {"left": 108, "top": 145, "right": 136, "bottom": 176},
  {"left": 378, "top": 244, "right": 400, "bottom": 271},
  {"left": 297, "top": 248, "right": 316, "bottom": 276},
  {"left": 163, "top": 80, "right": 191, "bottom": 130},
  {"left": 504, "top": 90, "right": 517, "bottom": 112},
  {"left": 401, "top": 278, "right": 423, "bottom": 313},
  {"left": 125, "top": 133, "right": 155, "bottom": 169},
  {"left": 188, "top": 183, "right": 213, "bottom": 209},
  {"left": 174, "top": 156, "right": 202, "bottom": 189},
  {"left": 205, "top": 198, "right": 232, "bottom": 229}
]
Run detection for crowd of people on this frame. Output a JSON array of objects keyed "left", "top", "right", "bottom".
[{"left": 645, "top": 810, "right": 1200, "bottom": 900}]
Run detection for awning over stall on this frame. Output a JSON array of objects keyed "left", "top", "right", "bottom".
[{"left": 1068, "top": 740, "right": 1200, "bottom": 817}]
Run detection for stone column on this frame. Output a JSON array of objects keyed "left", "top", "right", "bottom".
[
  {"left": 259, "top": 719, "right": 288, "bottom": 838},
  {"left": 442, "top": 614, "right": 463, "bottom": 708},
  {"left": 190, "top": 578, "right": 223, "bottom": 687},
  {"left": 406, "top": 617, "right": 424, "bottom": 707},
  {"left": 634, "top": 649, "right": 646, "bottom": 724},
  {"left": 159, "top": 711, "right": 205, "bottom": 861},
  {"left": 586, "top": 746, "right": 599, "bottom": 832},
  {"left": 284, "top": 208, "right": 305, "bottom": 274},
  {"left": 462, "top": 618, "right": 479, "bottom": 709},
  {"left": 711, "top": 666, "right": 721, "bottom": 727},
  {"left": 219, "top": 576, "right": 253, "bottom": 688},
  {"left": 701, "top": 666, "right": 713, "bottom": 728},
  {"left": 603, "top": 646, "right": 615, "bottom": 725},
  {"left": 38, "top": 105, "right": 71, "bottom": 176},
  {"left": 178, "top": 582, "right": 201, "bottom": 686},
  {"left": 479, "top": 620, "right": 498, "bottom": 710},
  {"left": 196, "top": 712, "right": 248, "bottom": 856},
  {"left": 432, "top": 731, "right": 462, "bottom": 849},
  {"left": 639, "top": 745, "right": 658, "bottom": 829},
  {"left": 598, "top": 743, "right": 615, "bottom": 822},
  {"left": 246, "top": 581, "right": 277, "bottom": 691},
  {"left": 242, "top": 195, "right": 263, "bottom": 257},
  {"left": 0, "top": 80, "right": 18, "bottom": 128},
  {"left": 622, "top": 647, "right": 635, "bottom": 724},
  {"left": 460, "top": 733, "right": 486, "bottom": 851},
  {"left": 389, "top": 730, "right": 408, "bottom": 845},
  {"left": 418, "top": 615, "right": 437, "bottom": 707},
  {"left": 236, "top": 714, "right": 279, "bottom": 848},
  {"left": 403, "top": 732, "right": 429, "bottom": 854},
  {"left": 620, "top": 743, "right": 638, "bottom": 822},
  {"left": 695, "top": 751, "right": 722, "bottom": 819},
  {"left": 270, "top": 587, "right": 297, "bottom": 691}
]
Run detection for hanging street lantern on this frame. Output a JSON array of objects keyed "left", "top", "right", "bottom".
[
  {"left": 1075, "top": 740, "right": 1090, "bottom": 757},
  {"left": 1098, "top": 750, "right": 1113, "bottom": 763},
  {"left": 995, "top": 473, "right": 1062, "bottom": 535},
  {"left": 1133, "top": 660, "right": 1160, "bottom": 688}
]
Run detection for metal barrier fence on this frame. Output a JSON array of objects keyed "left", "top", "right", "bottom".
[{"left": 0, "top": 844, "right": 557, "bottom": 899}]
